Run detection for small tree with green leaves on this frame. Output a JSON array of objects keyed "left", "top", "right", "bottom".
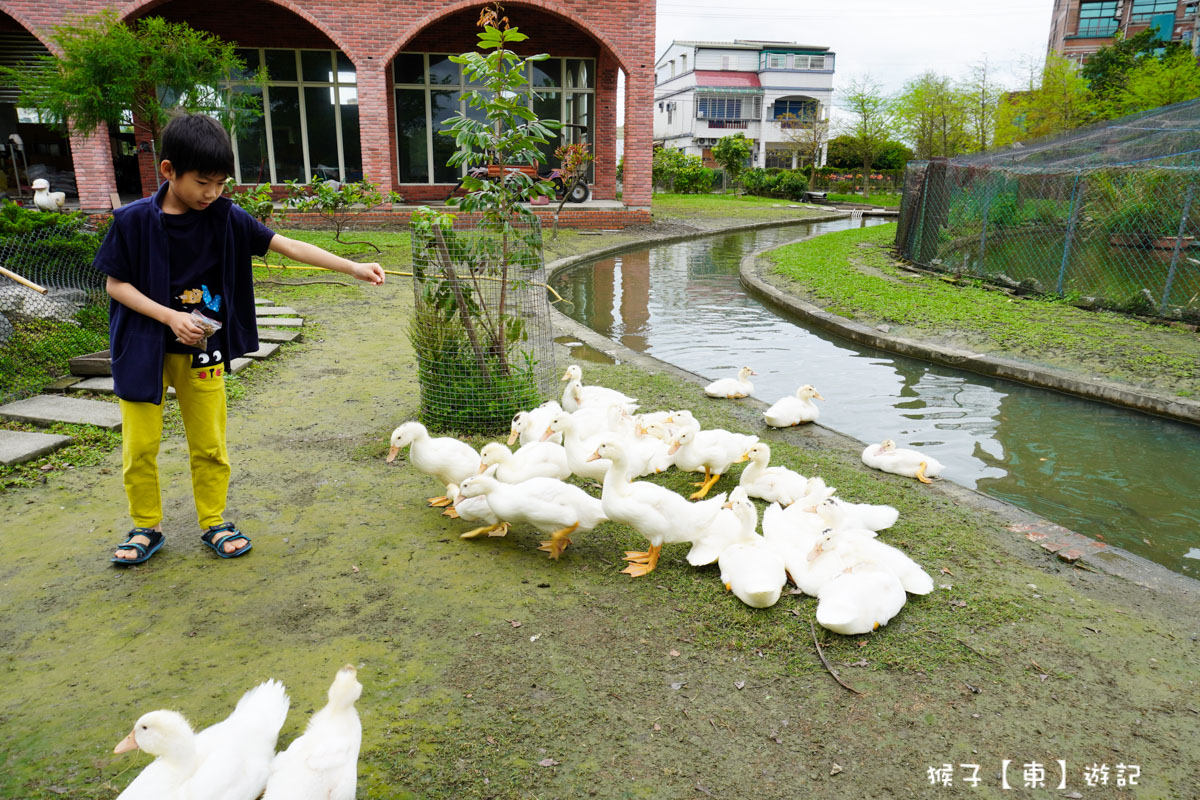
[
  {"left": 712, "top": 133, "right": 754, "bottom": 194},
  {"left": 408, "top": 4, "right": 560, "bottom": 431},
  {"left": 0, "top": 10, "right": 264, "bottom": 169},
  {"left": 551, "top": 140, "right": 594, "bottom": 236},
  {"left": 284, "top": 178, "right": 402, "bottom": 252}
]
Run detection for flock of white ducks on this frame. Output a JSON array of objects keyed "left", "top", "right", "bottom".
[
  {"left": 114, "top": 667, "right": 362, "bottom": 800},
  {"left": 388, "top": 365, "right": 945, "bottom": 635}
]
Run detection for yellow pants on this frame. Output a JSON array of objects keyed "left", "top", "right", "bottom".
[{"left": 119, "top": 353, "right": 229, "bottom": 530}]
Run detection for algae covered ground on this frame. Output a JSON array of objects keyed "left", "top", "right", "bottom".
[{"left": 2, "top": 245, "right": 1199, "bottom": 798}]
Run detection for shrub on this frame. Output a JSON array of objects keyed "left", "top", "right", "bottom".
[{"left": 739, "top": 168, "right": 808, "bottom": 201}]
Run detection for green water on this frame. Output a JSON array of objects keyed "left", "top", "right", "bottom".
[{"left": 552, "top": 220, "right": 1200, "bottom": 578}]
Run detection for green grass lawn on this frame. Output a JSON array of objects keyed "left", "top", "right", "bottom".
[{"left": 651, "top": 192, "right": 831, "bottom": 221}]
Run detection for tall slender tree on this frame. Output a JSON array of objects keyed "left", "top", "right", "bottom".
[{"left": 838, "top": 74, "right": 896, "bottom": 195}]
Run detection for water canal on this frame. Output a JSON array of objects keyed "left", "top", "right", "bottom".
[{"left": 551, "top": 218, "right": 1200, "bottom": 578}]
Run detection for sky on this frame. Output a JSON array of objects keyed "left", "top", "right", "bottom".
[{"left": 649, "top": 0, "right": 1057, "bottom": 120}]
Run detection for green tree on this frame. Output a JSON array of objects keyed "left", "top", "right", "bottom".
[
  {"left": 777, "top": 113, "right": 831, "bottom": 185},
  {"left": 711, "top": 133, "right": 754, "bottom": 194},
  {"left": 895, "top": 71, "right": 970, "bottom": 159},
  {"left": 1081, "top": 29, "right": 1185, "bottom": 102},
  {"left": 994, "top": 54, "right": 1095, "bottom": 147},
  {"left": 961, "top": 57, "right": 1002, "bottom": 153},
  {"left": 0, "top": 10, "right": 262, "bottom": 166},
  {"left": 838, "top": 75, "right": 896, "bottom": 195},
  {"left": 1106, "top": 47, "right": 1200, "bottom": 117},
  {"left": 874, "top": 141, "right": 914, "bottom": 170}
]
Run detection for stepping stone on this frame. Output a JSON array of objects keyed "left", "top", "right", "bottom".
[
  {"left": 255, "top": 306, "right": 299, "bottom": 316},
  {"left": 69, "top": 378, "right": 174, "bottom": 398},
  {"left": 0, "top": 430, "right": 74, "bottom": 466},
  {"left": 44, "top": 376, "right": 83, "bottom": 393},
  {"left": 229, "top": 358, "right": 252, "bottom": 375},
  {"left": 0, "top": 395, "right": 123, "bottom": 430},
  {"left": 244, "top": 342, "right": 281, "bottom": 359},
  {"left": 257, "top": 317, "right": 304, "bottom": 327},
  {"left": 258, "top": 328, "right": 302, "bottom": 343},
  {"left": 254, "top": 298, "right": 275, "bottom": 305}
]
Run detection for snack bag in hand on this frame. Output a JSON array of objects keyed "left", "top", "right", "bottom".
[{"left": 181, "top": 310, "right": 222, "bottom": 351}]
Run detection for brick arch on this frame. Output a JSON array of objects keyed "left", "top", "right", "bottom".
[
  {"left": 383, "top": 0, "right": 631, "bottom": 73},
  {"left": 0, "top": 3, "right": 57, "bottom": 51},
  {"left": 118, "top": 0, "right": 359, "bottom": 61}
]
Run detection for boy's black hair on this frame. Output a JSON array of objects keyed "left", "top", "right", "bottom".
[{"left": 159, "top": 114, "right": 235, "bottom": 178}]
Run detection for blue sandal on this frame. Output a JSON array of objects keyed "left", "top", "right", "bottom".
[
  {"left": 110, "top": 528, "right": 164, "bottom": 565},
  {"left": 201, "top": 522, "right": 252, "bottom": 558}
]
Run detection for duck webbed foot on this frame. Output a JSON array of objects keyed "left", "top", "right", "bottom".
[
  {"left": 461, "top": 522, "right": 509, "bottom": 539},
  {"left": 538, "top": 522, "right": 580, "bottom": 560},
  {"left": 621, "top": 543, "right": 662, "bottom": 577},
  {"left": 689, "top": 471, "right": 721, "bottom": 500}
]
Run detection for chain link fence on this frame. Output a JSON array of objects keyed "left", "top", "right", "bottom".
[
  {"left": 0, "top": 213, "right": 109, "bottom": 404},
  {"left": 897, "top": 100, "right": 1200, "bottom": 322},
  {"left": 409, "top": 214, "right": 558, "bottom": 434}
]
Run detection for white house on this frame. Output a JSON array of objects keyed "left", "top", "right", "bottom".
[{"left": 653, "top": 40, "right": 835, "bottom": 170}]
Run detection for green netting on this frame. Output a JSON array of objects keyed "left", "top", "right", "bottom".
[{"left": 897, "top": 99, "right": 1200, "bottom": 321}]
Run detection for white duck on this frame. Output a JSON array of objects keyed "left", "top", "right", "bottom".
[
  {"left": 457, "top": 468, "right": 608, "bottom": 559},
  {"left": 31, "top": 178, "right": 65, "bottom": 212},
  {"left": 442, "top": 482, "right": 505, "bottom": 539},
  {"left": 816, "top": 496, "right": 899, "bottom": 532},
  {"left": 114, "top": 679, "right": 289, "bottom": 800},
  {"left": 669, "top": 426, "right": 758, "bottom": 499},
  {"left": 263, "top": 666, "right": 361, "bottom": 800},
  {"left": 547, "top": 411, "right": 611, "bottom": 481},
  {"left": 592, "top": 439, "right": 726, "bottom": 577},
  {"left": 560, "top": 364, "right": 638, "bottom": 413},
  {"left": 386, "top": 421, "right": 481, "bottom": 506},
  {"left": 816, "top": 567, "right": 908, "bottom": 635},
  {"left": 807, "top": 529, "right": 934, "bottom": 595},
  {"left": 760, "top": 501, "right": 825, "bottom": 582},
  {"left": 508, "top": 401, "right": 563, "bottom": 446},
  {"left": 686, "top": 485, "right": 758, "bottom": 566},
  {"left": 718, "top": 535, "right": 788, "bottom": 609},
  {"left": 861, "top": 439, "right": 944, "bottom": 484},
  {"left": 704, "top": 366, "right": 755, "bottom": 399},
  {"left": 479, "top": 441, "right": 570, "bottom": 483},
  {"left": 738, "top": 443, "right": 811, "bottom": 506},
  {"left": 763, "top": 385, "right": 823, "bottom": 427}
]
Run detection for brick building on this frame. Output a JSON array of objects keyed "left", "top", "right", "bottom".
[
  {"left": 0, "top": 0, "right": 654, "bottom": 210},
  {"left": 1047, "top": 0, "right": 1200, "bottom": 62}
]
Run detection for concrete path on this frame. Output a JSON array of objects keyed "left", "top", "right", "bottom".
[
  {"left": 256, "top": 317, "right": 304, "bottom": 327},
  {"left": 0, "top": 430, "right": 73, "bottom": 466},
  {"left": 254, "top": 306, "right": 299, "bottom": 316},
  {"left": 0, "top": 395, "right": 122, "bottom": 430}
]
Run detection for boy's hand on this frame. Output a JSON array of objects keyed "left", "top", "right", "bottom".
[
  {"left": 168, "top": 310, "right": 205, "bottom": 346},
  {"left": 352, "top": 262, "right": 386, "bottom": 286}
]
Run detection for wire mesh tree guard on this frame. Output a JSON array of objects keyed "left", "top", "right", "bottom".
[
  {"left": 0, "top": 216, "right": 108, "bottom": 403},
  {"left": 409, "top": 213, "right": 558, "bottom": 434},
  {"left": 897, "top": 99, "right": 1200, "bottom": 322}
]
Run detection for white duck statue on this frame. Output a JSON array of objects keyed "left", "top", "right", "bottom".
[
  {"left": 263, "top": 666, "right": 362, "bottom": 800},
  {"left": 31, "top": 178, "right": 66, "bottom": 212},
  {"left": 387, "top": 421, "right": 481, "bottom": 506},
  {"left": 763, "top": 385, "right": 823, "bottom": 427},
  {"left": 114, "top": 679, "right": 290, "bottom": 800},
  {"left": 861, "top": 439, "right": 944, "bottom": 483},
  {"left": 704, "top": 366, "right": 755, "bottom": 399}
]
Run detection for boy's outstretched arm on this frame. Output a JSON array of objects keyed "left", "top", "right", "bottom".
[{"left": 267, "top": 234, "right": 386, "bottom": 285}]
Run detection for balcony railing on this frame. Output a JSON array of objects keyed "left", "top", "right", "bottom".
[{"left": 704, "top": 119, "right": 750, "bottom": 129}]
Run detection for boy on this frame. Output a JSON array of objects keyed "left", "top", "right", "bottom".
[{"left": 95, "top": 114, "right": 384, "bottom": 565}]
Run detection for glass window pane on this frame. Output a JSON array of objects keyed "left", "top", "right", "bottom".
[
  {"left": 431, "top": 90, "right": 459, "bottom": 182},
  {"left": 566, "top": 59, "right": 593, "bottom": 90},
  {"left": 336, "top": 52, "right": 356, "bottom": 84},
  {"left": 232, "top": 85, "right": 269, "bottom": 184},
  {"left": 395, "top": 88, "right": 428, "bottom": 183},
  {"left": 339, "top": 87, "right": 362, "bottom": 182},
  {"left": 394, "top": 53, "right": 424, "bottom": 85},
  {"left": 530, "top": 58, "right": 560, "bottom": 88},
  {"left": 268, "top": 86, "right": 304, "bottom": 181},
  {"left": 533, "top": 91, "right": 560, "bottom": 168},
  {"left": 265, "top": 49, "right": 297, "bottom": 82},
  {"left": 305, "top": 86, "right": 339, "bottom": 180},
  {"left": 302, "top": 50, "right": 333, "bottom": 83},
  {"left": 428, "top": 55, "right": 460, "bottom": 86},
  {"left": 231, "top": 48, "right": 259, "bottom": 81}
]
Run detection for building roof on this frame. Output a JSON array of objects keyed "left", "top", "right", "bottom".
[
  {"left": 668, "top": 40, "right": 831, "bottom": 52},
  {"left": 694, "top": 70, "right": 762, "bottom": 89}
]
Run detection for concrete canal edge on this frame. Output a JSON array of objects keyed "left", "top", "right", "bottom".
[
  {"left": 544, "top": 218, "right": 1199, "bottom": 596},
  {"left": 738, "top": 238, "right": 1200, "bottom": 427}
]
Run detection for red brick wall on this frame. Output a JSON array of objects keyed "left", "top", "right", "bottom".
[{"left": 5, "top": 0, "right": 653, "bottom": 211}]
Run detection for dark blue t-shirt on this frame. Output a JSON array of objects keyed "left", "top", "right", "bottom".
[{"left": 163, "top": 209, "right": 227, "bottom": 366}]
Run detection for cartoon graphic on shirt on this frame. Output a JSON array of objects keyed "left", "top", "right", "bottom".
[
  {"left": 192, "top": 349, "right": 223, "bottom": 371},
  {"left": 177, "top": 288, "right": 203, "bottom": 304},
  {"left": 201, "top": 284, "right": 222, "bottom": 313}
]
